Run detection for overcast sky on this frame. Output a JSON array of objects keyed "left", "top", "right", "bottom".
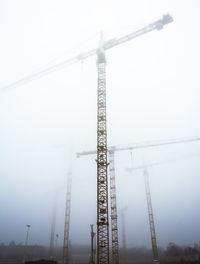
[{"left": 0, "top": 0, "right": 200, "bottom": 249}]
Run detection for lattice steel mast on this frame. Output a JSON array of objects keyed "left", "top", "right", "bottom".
[
  {"left": 77, "top": 136, "right": 199, "bottom": 261},
  {"left": 62, "top": 169, "right": 72, "bottom": 264},
  {"left": 126, "top": 165, "right": 160, "bottom": 263},
  {"left": 3, "top": 14, "right": 173, "bottom": 264},
  {"left": 126, "top": 148, "right": 200, "bottom": 264},
  {"left": 96, "top": 46, "right": 109, "bottom": 264},
  {"left": 144, "top": 168, "right": 159, "bottom": 263},
  {"left": 109, "top": 151, "right": 119, "bottom": 264}
]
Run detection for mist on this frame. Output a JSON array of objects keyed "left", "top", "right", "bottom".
[{"left": 0, "top": 0, "right": 200, "bottom": 255}]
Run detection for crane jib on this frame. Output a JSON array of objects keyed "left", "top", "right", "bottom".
[{"left": 0, "top": 15, "right": 173, "bottom": 92}]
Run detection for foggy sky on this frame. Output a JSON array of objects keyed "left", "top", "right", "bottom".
[{"left": 0, "top": 0, "right": 200, "bottom": 249}]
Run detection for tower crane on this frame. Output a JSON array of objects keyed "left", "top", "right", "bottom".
[
  {"left": 126, "top": 152, "right": 200, "bottom": 264},
  {"left": 63, "top": 168, "right": 72, "bottom": 264},
  {"left": 77, "top": 136, "right": 200, "bottom": 263},
  {"left": 0, "top": 14, "right": 172, "bottom": 93},
  {"left": 1, "top": 14, "right": 173, "bottom": 264},
  {"left": 144, "top": 167, "right": 159, "bottom": 264},
  {"left": 93, "top": 15, "right": 173, "bottom": 264}
]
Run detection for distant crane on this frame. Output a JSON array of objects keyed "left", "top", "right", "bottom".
[
  {"left": 49, "top": 191, "right": 58, "bottom": 260},
  {"left": 62, "top": 168, "right": 72, "bottom": 264},
  {"left": 1, "top": 14, "right": 173, "bottom": 264},
  {"left": 89, "top": 224, "right": 96, "bottom": 264},
  {"left": 77, "top": 136, "right": 200, "bottom": 263},
  {"left": 125, "top": 165, "right": 166, "bottom": 264},
  {"left": 126, "top": 152, "right": 200, "bottom": 174},
  {"left": 144, "top": 167, "right": 159, "bottom": 264},
  {"left": 126, "top": 152, "right": 200, "bottom": 264}
]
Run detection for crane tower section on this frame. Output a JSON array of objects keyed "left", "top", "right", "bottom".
[
  {"left": 109, "top": 151, "right": 119, "bottom": 264},
  {"left": 96, "top": 49, "right": 109, "bottom": 264},
  {"left": 144, "top": 168, "right": 159, "bottom": 263},
  {"left": 62, "top": 171, "right": 72, "bottom": 264}
]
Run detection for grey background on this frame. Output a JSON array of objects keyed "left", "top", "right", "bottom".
[{"left": 0, "top": 0, "right": 199, "bottom": 248}]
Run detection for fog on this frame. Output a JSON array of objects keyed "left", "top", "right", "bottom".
[{"left": 0, "top": 0, "right": 200, "bottom": 250}]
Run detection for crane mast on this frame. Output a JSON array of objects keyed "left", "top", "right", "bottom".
[
  {"left": 62, "top": 170, "right": 72, "bottom": 264},
  {"left": 96, "top": 49, "right": 109, "bottom": 264},
  {"left": 1, "top": 14, "right": 173, "bottom": 264},
  {"left": 109, "top": 151, "right": 119, "bottom": 264},
  {"left": 144, "top": 168, "right": 159, "bottom": 263},
  {"left": 77, "top": 136, "right": 199, "bottom": 263},
  {"left": 126, "top": 165, "right": 161, "bottom": 263},
  {"left": 126, "top": 152, "right": 200, "bottom": 263}
]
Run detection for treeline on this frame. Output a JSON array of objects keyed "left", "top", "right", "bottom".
[
  {"left": 0, "top": 241, "right": 199, "bottom": 262},
  {"left": 0, "top": 241, "right": 48, "bottom": 259},
  {"left": 123, "top": 243, "right": 200, "bottom": 262},
  {"left": 165, "top": 243, "right": 199, "bottom": 257}
]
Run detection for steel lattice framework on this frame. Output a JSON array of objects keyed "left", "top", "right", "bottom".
[
  {"left": 96, "top": 50, "right": 109, "bottom": 264},
  {"left": 144, "top": 168, "right": 159, "bottom": 263},
  {"left": 77, "top": 136, "right": 200, "bottom": 264},
  {"left": 0, "top": 15, "right": 173, "bottom": 263},
  {"left": 62, "top": 171, "right": 72, "bottom": 264},
  {"left": 109, "top": 151, "right": 119, "bottom": 264}
]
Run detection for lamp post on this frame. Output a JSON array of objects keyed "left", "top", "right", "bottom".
[
  {"left": 23, "top": 224, "right": 31, "bottom": 263},
  {"left": 55, "top": 234, "right": 59, "bottom": 261}
]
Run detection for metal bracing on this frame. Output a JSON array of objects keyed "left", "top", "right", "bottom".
[
  {"left": 109, "top": 151, "right": 119, "bottom": 264},
  {"left": 49, "top": 192, "right": 57, "bottom": 259},
  {"left": 78, "top": 135, "right": 199, "bottom": 264},
  {"left": 62, "top": 171, "right": 72, "bottom": 264},
  {"left": 96, "top": 50, "right": 109, "bottom": 264},
  {"left": 143, "top": 168, "right": 159, "bottom": 263},
  {"left": 126, "top": 149, "right": 200, "bottom": 264},
  {"left": 77, "top": 135, "right": 200, "bottom": 263},
  {"left": 1, "top": 13, "right": 174, "bottom": 264}
]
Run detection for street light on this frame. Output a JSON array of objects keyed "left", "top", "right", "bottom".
[
  {"left": 55, "top": 234, "right": 59, "bottom": 261},
  {"left": 23, "top": 224, "right": 31, "bottom": 263}
]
